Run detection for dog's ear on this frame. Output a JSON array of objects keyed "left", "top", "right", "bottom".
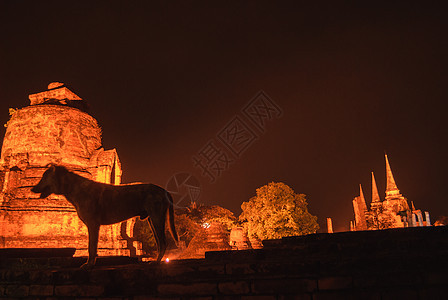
[{"left": 45, "top": 163, "right": 56, "bottom": 171}]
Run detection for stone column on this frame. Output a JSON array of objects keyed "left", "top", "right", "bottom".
[
  {"left": 411, "top": 214, "right": 417, "bottom": 227},
  {"left": 416, "top": 211, "right": 424, "bottom": 227},
  {"left": 327, "top": 217, "right": 333, "bottom": 233},
  {"left": 425, "top": 211, "right": 431, "bottom": 226}
]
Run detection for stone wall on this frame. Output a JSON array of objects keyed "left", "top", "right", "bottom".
[{"left": 1, "top": 226, "right": 447, "bottom": 299}]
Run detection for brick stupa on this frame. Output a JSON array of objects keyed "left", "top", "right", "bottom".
[
  {"left": 351, "top": 154, "right": 430, "bottom": 230},
  {"left": 0, "top": 83, "right": 136, "bottom": 256}
]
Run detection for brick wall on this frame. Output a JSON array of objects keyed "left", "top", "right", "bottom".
[{"left": 1, "top": 226, "right": 448, "bottom": 299}]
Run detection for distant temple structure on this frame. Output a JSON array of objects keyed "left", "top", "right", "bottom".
[
  {"left": 351, "top": 154, "right": 430, "bottom": 231},
  {"left": 0, "top": 82, "right": 139, "bottom": 256}
]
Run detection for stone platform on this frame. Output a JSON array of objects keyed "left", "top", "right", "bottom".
[{"left": 1, "top": 226, "right": 448, "bottom": 299}]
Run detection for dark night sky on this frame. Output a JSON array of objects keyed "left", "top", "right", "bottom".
[{"left": 1, "top": 1, "right": 448, "bottom": 232}]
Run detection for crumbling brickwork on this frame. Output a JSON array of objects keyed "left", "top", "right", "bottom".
[
  {"left": 352, "top": 155, "right": 429, "bottom": 231},
  {"left": 0, "top": 83, "right": 132, "bottom": 256}
]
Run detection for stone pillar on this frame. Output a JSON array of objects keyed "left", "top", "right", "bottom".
[
  {"left": 416, "top": 211, "right": 424, "bottom": 227},
  {"left": 229, "top": 227, "right": 251, "bottom": 250},
  {"left": 425, "top": 211, "right": 431, "bottom": 226},
  {"left": 327, "top": 218, "right": 333, "bottom": 233},
  {"left": 411, "top": 214, "right": 417, "bottom": 227}
]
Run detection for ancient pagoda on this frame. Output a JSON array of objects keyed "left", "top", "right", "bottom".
[
  {"left": 0, "top": 82, "right": 136, "bottom": 256},
  {"left": 351, "top": 154, "right": 430, "bottom": 230}
]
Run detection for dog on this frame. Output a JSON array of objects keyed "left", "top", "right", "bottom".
[{"left": 31, "top": 165, "right": 179, "bottom": 269}]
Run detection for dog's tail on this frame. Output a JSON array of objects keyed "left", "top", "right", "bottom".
[{"left": 166, "top": 192, "right": 179, "bottom": 245}]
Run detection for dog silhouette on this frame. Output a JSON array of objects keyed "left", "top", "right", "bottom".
[{"left": 32, "top": 165, "right": 178, "bottom": 269}]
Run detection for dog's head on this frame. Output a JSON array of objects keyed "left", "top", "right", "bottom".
[{"left": 31, "top": 165, "right": 68, "bottom": 198}]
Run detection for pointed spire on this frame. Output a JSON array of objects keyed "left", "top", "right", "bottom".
[
  {"left": 371, "top": 172, "right": 380, "bottom": 203},
  {"left": 385, "top": 154, "right": 402, "bottom": 200},
  {"left": 359, "top": 184, "right": 365, "bottom": 203},
  {"left": 385, "top": 154, "right": 399, "bottom": 192},
  {"left": 358, "top": 184, "right": 368, "bottom": 213},
  {"left": 411, "top": 201, "right": 416, "bottom": 211},
  {"left": 352, "top": 185, "right": 368, "bottom": 231}
]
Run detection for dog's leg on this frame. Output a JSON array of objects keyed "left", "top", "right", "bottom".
[
  {"left": 148, "top": 216, "right": 167, "bottom": 262},
  {"left": 81, "top": 224, "right": 100, "bottom": 270}
]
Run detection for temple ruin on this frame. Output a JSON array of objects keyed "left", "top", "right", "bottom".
[
  {"left": 0, "top": 83, "right": 138, "bottom": 256},
  {"left": 351, "top": 154, "right": 430, "bottom": 230}
]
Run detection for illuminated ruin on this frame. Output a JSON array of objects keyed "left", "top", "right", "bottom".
[
  {"left": 0, "top": 83, "right": 138, "bottom": 256},
  {"left": 351, "top": 154, "right": 430, "bottom": 230}
]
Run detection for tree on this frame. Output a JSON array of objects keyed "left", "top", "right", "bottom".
[
  {"left": 175, "top": 202, "right": 237, "bottom": 246},
  {"left": 129, "top": 203, "right": 237, "bottom": 257},
  {"left": 174, "top": 211, "right": 201, "bottom": 245},
  {"left": 182, "top": 202, "right": 236, "bottom": 230},
  {"left": 367, "top": 205, "right": 396, "bottom": 230},
  {"left": 239, "top": 182, "right": 319, "bottom": 240},
  {"left": 434, "top": 216, "right": 448, "bottom": 226},
  {"left": 133, "top": 218, "right": 157, "bottom": 253}
]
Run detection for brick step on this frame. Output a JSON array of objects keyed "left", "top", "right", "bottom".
[
  {"left": 0, "top": 248, "right": 76, "bottom": 258},
  {"left": 0, "top": 255, "right": 139, "bottom": 270}
]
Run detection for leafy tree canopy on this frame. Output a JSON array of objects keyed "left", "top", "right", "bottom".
[
  {"left": 179, "top": 202, "right": 237, "bottom": 230},
  {"left": 174, "top": 202, "right": 237, "bottom": 247},
  {"left": 239, "top": 182, "right": 319, "bottom": 240}
]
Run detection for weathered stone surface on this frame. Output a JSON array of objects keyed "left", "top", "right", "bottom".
[
  {"left": 278, "top": 295, "right": 312, "bottom": 300},
  {"left": 184, "top": 297, "right": 213, "bottom": 300},
  {"left": 180, "top": 224, "right": 231, "bottom": 259},
  {"left": 225, "top": 263, "right": 258, "bottom": 275},
  {"left": 218, "top": 281, "right": 251, "bottom": 294},
  {"left": 54, "top": 284, "right": 104, "bottom": 297},
  {"left": 352, "top": 155, "right": 428, "bottom": 231},
  {"left": 0, "top": 84, "right": 129, "bottom": 257},
  {"left": 214, "top": 296, "right": 242, "bottom": 300},
  {"left": 313, "top": 290, "right": 381, "bottom": 300},
  {"left": 318, "top": 276, "right": 352, "bottom": 290},
  {"left": 29, "top": 284, "right": 54, "bottom": 296},
  {"left": 5, "top": 285, "right": 29, "bottom": 297},
  {"left": 252, "top": 279, "right": 317, "bottom": 294},
  {"left": 157, "top": 283, "right": 217, "bottom": 296},
  {"left": 229, "top": 227, "right": 251, "bottom": 250},
  {"left": 0, "top": 248, "right": 75, "bottom": 258},
  {"left": 1, "top": 105, "right": 101, "bottom": 161},
  {"left": 29, "top": 83, "right": 82, "bottom": 105},
  {"left": 134, "top": 297, "right": 180, "bottom": 300},
  {"left": 241, "top": 296, "right": 276, "bottom": 300}
]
